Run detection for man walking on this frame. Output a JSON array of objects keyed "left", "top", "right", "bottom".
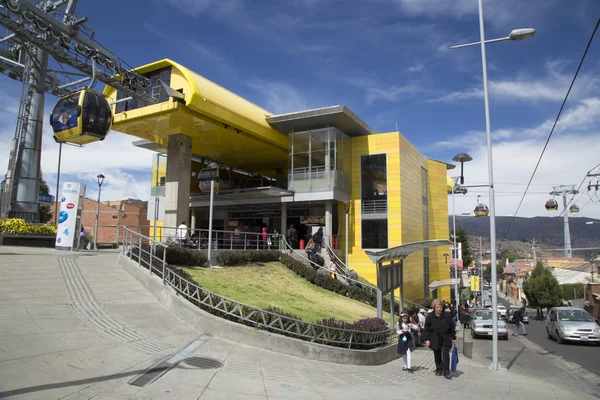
[
  {"left": 512, "top": 307, "right": 527, "bottom": 336},
  {"left": 286, "top": 225, "right": 297, "bottom": 249}
]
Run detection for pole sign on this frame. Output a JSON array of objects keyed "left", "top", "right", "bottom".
[
  {"left": 55, "top": 182, "right": 86, "bottom": 251},
  {"left": 470, "top": 268, "right": 480, "bottom": 292}
]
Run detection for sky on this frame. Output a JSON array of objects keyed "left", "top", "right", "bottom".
[{"left": 1, "top": 0, "right": 600, "bottom": 220}]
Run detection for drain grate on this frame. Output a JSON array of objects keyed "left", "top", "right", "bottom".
[{"left": 129, "top": 334, "right": 208, "bottom": 387}]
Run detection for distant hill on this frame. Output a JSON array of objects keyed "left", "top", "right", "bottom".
[{"left": 450, "top": 216, "right": 600, "bottom": 251}]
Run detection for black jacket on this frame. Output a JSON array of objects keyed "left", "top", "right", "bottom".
[{"left": 423, "top": 312, "right": 456, "bottom": 351}]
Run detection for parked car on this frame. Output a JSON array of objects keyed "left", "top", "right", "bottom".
[
  {"left": 507, "top": 305, "right": 529, "bottom": 324},
  {"left": 497, "top": 304, "right": 507, "bottom": 318},
  {"left": 471, "top": 309, "right": 508, "bottom": 340},
  {"left": 545, "top": 307, "right": 600, "bottom": 345}
]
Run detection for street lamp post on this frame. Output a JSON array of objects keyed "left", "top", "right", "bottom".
[
  {"left": 450, "top": 0, "right": 536, "bottom": 371},
  {"left": 198, "top": 162, "right": 219, "bottom": 268},
  {"left": 93, "top": 174, "right": 105, "bottom": 251},
  {"left": 452, "top": 153, "right": 472, "bottom": 315}
]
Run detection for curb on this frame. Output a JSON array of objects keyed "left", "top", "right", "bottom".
[{"left": 512, "top": 333, "right": 600, "bottom": 398}]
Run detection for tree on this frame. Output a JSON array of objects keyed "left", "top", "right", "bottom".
[
  {"left": 522, "top": 261, "right": 563, "bottom": 319},
  {"left": 482, "top": 261, "right": 503, "bottom": 284},
  {"left": 39, "top": 175, "right": 52, "bottom": 223},
  {"left": 453, "top": 226, "right": 473, "bottom": 269},
  {"left": 499, "top": 250, "right": 521, "bottom": 262}
]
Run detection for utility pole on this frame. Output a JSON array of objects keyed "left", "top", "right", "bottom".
[
  {"left": 549, "top": 185, "right": 578, "bottom": 258},
  {"left": 532, "top": 238, "right": 537, "bottom": 267}
]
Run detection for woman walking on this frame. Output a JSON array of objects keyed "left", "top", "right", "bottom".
[
  {"left": 397, "top": 313, "right": 418, "bottom": 372},
  {"left": 423, "top": 299, "right": 456, "bottom": 379}
]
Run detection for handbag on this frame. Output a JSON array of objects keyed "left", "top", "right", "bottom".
[{"left": 451, "top": 344, "right": 459, "bottom": 373}]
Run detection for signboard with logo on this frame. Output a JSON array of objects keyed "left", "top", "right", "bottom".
[
  {"left": 470, "top": 274, "right": 480, "bottom": 292},
  {"left": 55, "top": 182, "right": 86, "bottom": 251},
  {"left": 300, "top": 216, "right": 324, "bottom": 225}
]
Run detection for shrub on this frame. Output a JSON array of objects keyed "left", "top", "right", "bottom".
[
  {"left": 215, "top": 250, "right": 280, "bottom": 266},
  {"left": 0, "top": 218, "right": 56, "bottom": 236},
  {"left": 154, "top": 246, "right": 208, "bottom": 267}
]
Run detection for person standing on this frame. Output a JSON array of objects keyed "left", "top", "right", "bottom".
[
  {"left": 286, "top": 225, "right": 298, "bottom": 249},
  {"left": 512, "top": 307, "right": 527, "bottom": 336},
  {"left": 261, "top": 226, "right": 268, "bottom": 249},
  {"left": 177, "top": 221, "right": 188, "bottom": 248},
  {"left": 312, "top": 227, "right": 324, "bottom": 253},
  {"left": 423, "top": 299, "right": 456, "bottom": 379},
  {"left": 397, "top": 313, "right": 418, "bottom": 372},
  {"left": 80, "top": 226, "right": 90, "bottom": 250}
]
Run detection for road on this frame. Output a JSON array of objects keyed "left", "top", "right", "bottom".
[{"left": 496, "top": 297, "right": 600, "bottom": 377}]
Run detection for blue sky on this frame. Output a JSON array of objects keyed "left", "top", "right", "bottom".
[{"left": 1, "top": 0, "right": 600, "bottom": 219}]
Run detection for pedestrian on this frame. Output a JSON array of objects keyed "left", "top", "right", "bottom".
[
  {"left": 80, "top": 226, "right": 90, "bottom": 250},
  {"left": 286, "top": 225, "right": 298, "bottom": 249},
  {"left": 261, "top": 226, "right": 268, "bottom": 249},
  {"left": 423, "top": 299, "right": 457, "bottom": 379},
  {"left": 348, "top": 268, "right": 359, "bottom": 287},
  {"left": 312, "top": 227, "right": 324, "bottom": 253},
  {"left": 512, "top": 306, "right": 527, "bottom": 336},
  {"left": 177, "top": 221, "right": 188, "bottom": 248},
  {"left": 328, "top": 261, "right": 337, "bottom": 280},
  {"left": 417, "top": 308, "right": 426, "bottom": 330},
  {"left": 397, "top": 313, "right": 418, "bottom": 372}
]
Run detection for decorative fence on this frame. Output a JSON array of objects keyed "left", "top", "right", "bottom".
[{"left": 122, "top": 227, "right": 396, "bottom": 349}]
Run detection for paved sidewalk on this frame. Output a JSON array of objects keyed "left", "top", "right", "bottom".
[{"left": 0, "top": 246, "right": 597, "bottom": 399}]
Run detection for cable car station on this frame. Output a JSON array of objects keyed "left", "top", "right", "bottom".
[{"left": 97, "top": 59, "right": 454, "bottom": 300}]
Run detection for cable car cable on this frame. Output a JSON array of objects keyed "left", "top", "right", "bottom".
[{"left": 498, "top": 17, "right": 600, "bottom": 251}]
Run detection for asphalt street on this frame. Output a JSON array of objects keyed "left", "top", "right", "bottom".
[{"left": 496, "top": 297, "right": 600, "bottom": 377}]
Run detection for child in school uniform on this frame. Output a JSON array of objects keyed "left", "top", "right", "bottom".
[{"left": 397, "top": 312, "right": 419, "bottom": 372}]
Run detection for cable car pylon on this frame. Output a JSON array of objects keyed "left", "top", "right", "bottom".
[{"left": 548, "top": 185, "right": 579, "bottom": 258}]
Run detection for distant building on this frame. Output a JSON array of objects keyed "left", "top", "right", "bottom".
[{"left": 50, "top": 199, "right": 149, "bottom": 245}]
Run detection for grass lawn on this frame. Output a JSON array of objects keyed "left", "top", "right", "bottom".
[{"left": 179, "top": 262, "right": 390, "bottom": 323}]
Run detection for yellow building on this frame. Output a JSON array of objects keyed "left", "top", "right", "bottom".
[{"left": 103, "top": 59, "right": 452, "bottom": 302}]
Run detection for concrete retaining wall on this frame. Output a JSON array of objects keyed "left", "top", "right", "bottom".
[
  {"left": 0, "top": 234, "right": 55, "bottom": 248},
  {"left": 118, "top": 254, "right": 400, "bottom": 365}
]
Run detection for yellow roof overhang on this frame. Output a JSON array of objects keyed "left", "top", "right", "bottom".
[{"left": 102, "top": 59, "right": 289, "bottom": 171}]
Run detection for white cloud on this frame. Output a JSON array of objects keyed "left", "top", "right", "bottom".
[
  {"left": 160, "top": 0, "right": 241, "bottom": 17},
  {"left": 437, "top": 97, "right": 600, "bottom": 219},
  {"left": 366, "top": 84, "right": 424, "bottom": 104},
  {"left": 407, "top": 63, "right": 424, "bottom": 73},
  {"left": 187, "top": 40, "right": 237, "bottom": 77},
  {"left": 246, "top": 81, "right": 308, "bottom": 114}
]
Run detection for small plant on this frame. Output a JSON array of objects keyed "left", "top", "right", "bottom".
[{"left": 0, "top": 218, "right": 56, "bottom": 236}]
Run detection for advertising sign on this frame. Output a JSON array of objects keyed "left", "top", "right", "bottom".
[
  {"left": 39, "top": 193, "right": 55, "bottom": 203},
  {"left": 55, "top": 182, "right": 86, "bottom": 251},
  {"left": 470, "top": 274, "right": 480, "bottom": 292}
]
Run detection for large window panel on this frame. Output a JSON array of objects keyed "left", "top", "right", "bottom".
[
  {"left": 361, "top": 154, "right": 387, "bottom": 201},
  {"left": 361, "top": 219, "right": 388, "bottom": 249}
]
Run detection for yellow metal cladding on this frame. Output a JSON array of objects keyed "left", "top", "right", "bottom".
[
  {"left": 399, "top": 135, "right": 428, "bottom": 301},
  {"left": 344, "top": 132, "right": 451, "bottom": 303},
  {"left": 427, "top": 159, "right": 452, "bottom": 301},
  {"left": 348, "top": 132, "right": 401, "bottom": 286},
  {"left": 102, "top": 59, "right": 289, "bottom": 171},
  {"left": 148, "top": 156, "right": 167, "bottom": 241}
]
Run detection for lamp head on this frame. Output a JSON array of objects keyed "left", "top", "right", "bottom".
[
  {"left": 97, "top": 174, "right": 105, "bottom": 187},
  {"left": 452, "top": 153, "right": 472, "bottom": 184},
  {"left": 509, "top": 28, "right": 536, "bottom": 41}
]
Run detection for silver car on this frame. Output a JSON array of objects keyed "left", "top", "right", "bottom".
[
  {"left": 471, "top": 309, "right": 509, "bottom": 340},
  {"left": 546, "top": 307, "right": 600, "bottom": 345}
]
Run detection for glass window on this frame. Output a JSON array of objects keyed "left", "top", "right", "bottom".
[
  {"left": 361, "top": 219, "right": 388, "bottom": 249},
  {"left": 361, "top": 154, "right": 387, "bottom": 201}
]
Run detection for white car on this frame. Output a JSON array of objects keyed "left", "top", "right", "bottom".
[
  {"left": 471, "top": 309, "right": 508, "bottom": 340},
  {"left": 546, "top": 307, "right": 600, "bottom": 345},
  {"left": 497, "top": 304, "right": 507, "bottom": 318}
]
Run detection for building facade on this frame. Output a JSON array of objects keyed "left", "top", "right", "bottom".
[{"left": 103, "top": 59, "right": 452, "bottom": 301}]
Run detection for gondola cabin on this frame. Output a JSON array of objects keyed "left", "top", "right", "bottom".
[
  {"left": 474, "top": 203, "right": 489, "bottom": 217},
  {"left": 50, "top": 90, "right": 113, "bottom": 145},
  {"left": 545, "top": 199, "right": 558, "bottom": 211},
  {"left": 569, "top": 204, "right": 579, "bottom": 213},
  {"left": 198, "top": 164, "right": 231, "bottom": 192}
]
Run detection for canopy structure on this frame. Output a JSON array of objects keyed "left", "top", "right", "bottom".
[
  {"left": 429, "top": 278, "right": 461, "bottom": 290},
  {"left": 365, "top": 239, "right": 452, "bottom": 264}
]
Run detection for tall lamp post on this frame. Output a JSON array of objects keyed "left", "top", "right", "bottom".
[
  {"left": 450, "top": 0, "right": 535, "bottom": 371},
  {"left": 198, "top": 162, "right": 218, "bottom": 268},
  {"left": 93, "top": 174, "right": 105, "bottom": 251},
  {"left": 451, "top": 153, "right": 472, "bottom": 316}
]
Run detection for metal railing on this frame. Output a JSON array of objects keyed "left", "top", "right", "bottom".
[
  {"left": 152, "top": 225, "right": 283, "bottom": 251},
  {"left": 361, "top": 199, "right": 388, "bottom": 214},
  {"left": 122, "top": 227, "right": 395, "bottom": 349}
]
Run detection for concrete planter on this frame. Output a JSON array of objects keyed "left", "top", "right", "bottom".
[{"left": 0, "top": 234, "right": 55, "bottom": 248}]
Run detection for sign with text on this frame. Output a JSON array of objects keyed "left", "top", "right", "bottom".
[
  {"left": 470, "top": 274, "right": 480, "bottom": 292},
  {"left": 39, "top": 193, "right": 55, "bottom": 203},
  {"left": 55, "top": 182, "right": 86, "bottom": 251}
]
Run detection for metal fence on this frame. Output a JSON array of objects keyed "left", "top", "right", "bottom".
[{"left": 122, "top": 227, "right": 396, "bottom": 349}]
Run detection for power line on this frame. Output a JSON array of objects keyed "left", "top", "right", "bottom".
[
  {"left": 498, "top": 17, "right": 600, "bottom": 250},
  {"left": 558, "top": 163, "right": 600, "bottom": 217}
]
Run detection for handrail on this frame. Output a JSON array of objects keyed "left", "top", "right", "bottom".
[{"left": 121, "top": 227, "right": 396, "bottom": 349}]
